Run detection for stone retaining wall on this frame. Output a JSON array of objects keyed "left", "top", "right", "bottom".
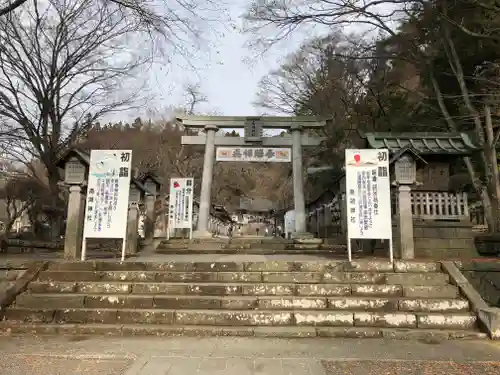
[
  {"left": 317, "top": 221, "right": 477, "bottom": 260},
  {"left": 412, "top": 221, "right": 478, "bottom": 259},
  {"left": 0, "top": 267, "right": 26, "bottom": 296},
  {"left": 315, "top": 224, "right": 343, "bottom": 241},
  {"left": 460, "top": 261, "right": 500, "bottom": 307},
  {"left": 0, "top": 238, "right": 126, "bottom": 254},
  {"left": 391, "top": 221, "right": 477, "bottom": 259},
  {"left": 1, "top": 239, "right": 63, "bottom": 254}
]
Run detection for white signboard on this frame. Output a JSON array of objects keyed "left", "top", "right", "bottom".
[
  {"left": 345, "top": 149, "right": 393, "bottom": 260},
  {"left": 168, "top": 178, "right": 194, "bottom": 238},
  {"left": 82, "top": 150, "right": 132, "bottom": 261},
  {"left": 216, "top": 147, "right": 291, "bottom": 162},
  {"left": 284, "top": 210, "right": 296, "bottom": 238}
]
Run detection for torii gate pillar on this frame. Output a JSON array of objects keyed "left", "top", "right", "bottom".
[
  {"left": 291, "top": 124, "right": 308, "bottom": 237},
  {"left": 192, "top": 124, "right": 218, "bottom": 239}
]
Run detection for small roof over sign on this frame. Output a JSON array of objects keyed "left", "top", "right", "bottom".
[
  {"left": 138, "top": 172, "right": 162, "bottom": 187},
  {"left": 55, "top": 148, "right": 90, "bottom": 168},
  {"left": 359, "top": 131, "right": 480, "bottom": 155},
  {"left": 130, "top": 178, "right": 151, "bottom": 195},
  {"left": 389, "top": 147, "right": 428, "bottom": 165}
]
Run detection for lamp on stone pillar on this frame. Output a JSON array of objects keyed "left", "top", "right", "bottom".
[
  {"left": 392, "top": 150, "right": 425, "bottom": 259},
  {"left": 290, "top": 124, "right": 312, "bottom": 239},
  {"left": 316, "top": 207, "right": 321, "bottom": 238},
  {"left": 56, "top": 150, "right": 90, "bottom": 260},
  {"left": 126, "top": 180, "right": 146, "bottom": 256},
  {"left": 139, "top": 173, "right": 162, "bottom": 244},
  {"left": 193, "top": 124, "right": 218, "bottom": 239},
  {"left": 143, "top": 192, "right": 155, "bottom": 244}
]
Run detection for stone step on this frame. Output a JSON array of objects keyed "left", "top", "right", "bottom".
[
  {"left": 156, "top": 243, "right": 189, "bottom": 249},
  {"left": 154, "top": 248, "right": 340, "bottom": 255},
  {"left": 36, "top": 270, "right": 450, "bottom": 285},
  {"left": 45, "top": 260, "right": 442, "bottom": 273},
  {"left": 0, "top": 322, "right": 487, "bottom": 340},
  {"left": 14, "top": 293, "right": 470, "bottom": 312},
  {"left": 1, "top": 307, "right": 478, "bottom": 329},
  {"left": 27, "top": 281, "right": 460, "bottom": 298}
]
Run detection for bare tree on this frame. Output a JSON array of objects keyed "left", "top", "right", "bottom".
[
  {"left": 0, "top": 0, "right": 26, "bottom": 16},
  {"left": 243, "top": 0, "right": 409, "bottom": 52},
  {"left": 425, "top": 9, "right": 500, "bottom": 231},
  {"left": 0, "top": 0, "right": 158, "bottom": 192},
  {"left": 246, "top": 0, "right": 500, "bottom": 232},
  {"left": 183, "top": 83, "right": 209, "bottom": 115},
  {"left": 0, "top": 0, "right": 227, "bottom": 45},
  {"left": 0, "top": 171, "right": 50, "bottom": 250}
]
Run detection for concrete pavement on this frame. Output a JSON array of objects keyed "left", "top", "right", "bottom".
[{"left": 0, "top": 335, "right": 499, "bottom": 374}]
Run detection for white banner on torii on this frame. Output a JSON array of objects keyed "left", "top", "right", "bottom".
[{"left": 216, "top": 147, "right": 291, "bottom": 162}]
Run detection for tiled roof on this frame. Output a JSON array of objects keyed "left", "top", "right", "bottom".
[{"left": 362, "top": 132, "right": 479, "bottom": 155}]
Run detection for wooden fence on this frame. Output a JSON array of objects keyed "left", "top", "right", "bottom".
[{"left": 392, "top": 191, "right": 469, "bottom": 220}]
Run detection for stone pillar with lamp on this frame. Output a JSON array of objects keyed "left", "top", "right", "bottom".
[
  {"left": 126, "top": 180, "right": 146, "bottom": 256},
  {"left": 392, "top": 150, "right": 426, "bottom": 259},
  {"left": 55, "top": 149, "right": 90, "bottom": 260}
]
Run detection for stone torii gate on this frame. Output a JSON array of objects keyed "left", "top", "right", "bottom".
[{"left": 177, "top": 116, "right": 326, "bottom": 239}]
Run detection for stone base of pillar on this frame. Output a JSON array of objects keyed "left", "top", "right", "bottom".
[
  {"left": 291, "top": 235, "right": 323, "bottom": 250},
  {"left": 192, "top": 230, "right": 213, "bottom": 240},
  {"left": 291, "top": 232, "right": 316, "bottom": 240},
  {"left": 63, "top": 252, "right": 80, "bottom": 260},
  {"left": 125, "top": 238, "right": 139, "bottom": 256},
  {"left": 143, "top": 238, "right": 154, "bottom": 246}
]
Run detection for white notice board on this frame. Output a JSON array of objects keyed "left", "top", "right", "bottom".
[
  {"left": 168, "top": 178, "right": 194, "bottom": 239},
  {"left": 345, "top": 149, "right": 393, "bottom": 261},
  {"left": 82, "top": 150, "right": 132, "bottom": 260}
]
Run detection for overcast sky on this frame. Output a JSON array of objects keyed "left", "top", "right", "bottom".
[
  {"left": 137, "top": 0, "right": 324, "bottom": 120},
  {"left": 119, "top": 0, "right": 398, "bottom": 123}
]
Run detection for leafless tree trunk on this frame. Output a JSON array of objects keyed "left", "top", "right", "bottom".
[
  {"left": 0, "top": 174, "right": 42, "bottom": 251},
  {"left": 0, "top": 0, "right": 224, "bottom": 42},
  {"left": 0, "top": 0, "right": 159, "bottom": 236},
  {"left": 246, "top": 0, "right": 500, "bottom": 232}
]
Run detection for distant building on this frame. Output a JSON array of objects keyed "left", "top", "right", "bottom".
[
  {"left": 232, "top": 197, "right": 275, "bottom": 225},
  {"left": 284, "top": 210, "right": 295, "bottom": 238}
]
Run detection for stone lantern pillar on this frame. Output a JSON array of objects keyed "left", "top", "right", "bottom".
[
  {"left": 394, "top": 153, "right": 419, "bottom": 259},
  {"left": 140, "top": 174, "right": 161, "bottom": 244},
  {"left": 56, "top": 152, "right": 89, "bottom": 260},
  {"left": 126, "top": 181, "right": 145, "bottom": 256}
]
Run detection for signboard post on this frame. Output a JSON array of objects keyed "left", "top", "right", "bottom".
[
  {"left": 345, "top": 149, "right": 393, "bottom": 262},
  {"left": 216, "top": 147, "right": 291, "bottom": 162},
  {"left": 82, "top": 150, "right": 132, "bottom": 261},
  {"left": 167, "top": 178, "right": 194, "bottom": 240}
]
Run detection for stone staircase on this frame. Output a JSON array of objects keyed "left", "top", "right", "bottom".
[
  {"left": 0, "top": 260, "right": 487, "bottom": 340},
  {"left": 155, "top": 238, "right": 338, "bottom": 255}
]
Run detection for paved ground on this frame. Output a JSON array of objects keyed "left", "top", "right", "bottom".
[
  {"left": 322, "top": 360, "right": 500, "bottom": 375},
  {"left": 0, "top": 335, "right": 499, "bottom": 374}
]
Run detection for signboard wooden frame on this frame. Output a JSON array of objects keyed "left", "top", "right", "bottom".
[
  {"left": 167, "top": 177, "right": 194, "bottom": 240},
  {"left": 345, "top": 148, "right": 393, "bottom": 262},
  {"left": 81, "top": 149, "right": 132, "bottom": 261}
]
